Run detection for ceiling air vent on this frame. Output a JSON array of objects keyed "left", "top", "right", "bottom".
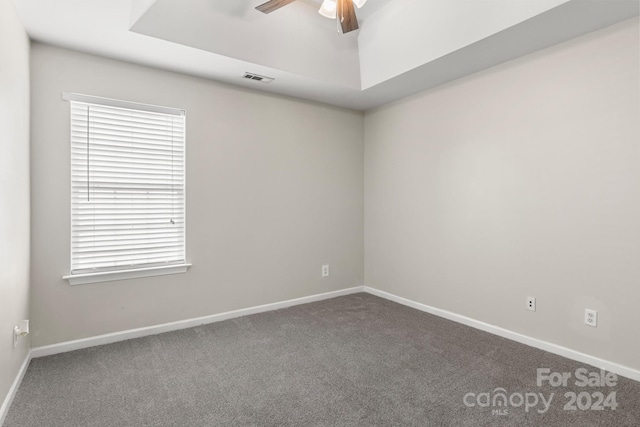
[{"left": 242, "top": 72, "right": 275, "bottom": 84}]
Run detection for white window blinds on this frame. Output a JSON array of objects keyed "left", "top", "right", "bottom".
[{"left": 66, "top": 93, "right": 186, "bottom": 275}]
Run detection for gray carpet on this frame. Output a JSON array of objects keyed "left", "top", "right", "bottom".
[{"left": 4, "top": 293, "right": 640, "bottom": 426}]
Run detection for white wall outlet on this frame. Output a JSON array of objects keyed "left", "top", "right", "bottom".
[
  {"left": 13, "top": 319, "right": 29, "bottom": 347},
  {"left": 526, "top": 297, "right": 536, "bottom": 312},
  {"left": 321, "top": 265, "right": 329, "bottom": 277},
  {"left": 585, "top": 309, "right": 598, "bottom": 327}
]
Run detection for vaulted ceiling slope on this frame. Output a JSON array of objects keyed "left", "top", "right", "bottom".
[{"left": 13, "top": 0, "right": 640, "bottom": 110}]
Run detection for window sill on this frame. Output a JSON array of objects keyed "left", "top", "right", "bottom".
[{"left": 63, "top": 263, "right": 192, "bottom": 286}]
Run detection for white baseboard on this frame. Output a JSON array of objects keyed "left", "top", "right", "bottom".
[
  {"left": 0, "top": 350, "right": 31, "bottom": 427},
  {"left": 31, "top": 286, "right": 365, "bottom": 359},
  {"left": 26, "top": 284, "right": 640, "bottom": 384},
  {"left": 363, "top": 286, "right": 640, "bottom": 383}
]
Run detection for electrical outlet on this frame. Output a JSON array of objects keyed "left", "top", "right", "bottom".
[
  {"left": 585, "top": 309, "right": 597, "bottom": 327},
  {"left": 527, "top": 297, "right": 536, "bottom": 312},
  {"left": 13, "top": 320, "right": 29, "bottom": 347},
  {"left": 321, "top": 265, "right": 329, "bottom": 277}
]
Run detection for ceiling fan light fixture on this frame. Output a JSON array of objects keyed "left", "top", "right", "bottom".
[
  {"left": 352, "top": 0, "right": 367, "bottom": 8},
  {"left": 318, "top": 0, "right": 337, "bottom": 19}
]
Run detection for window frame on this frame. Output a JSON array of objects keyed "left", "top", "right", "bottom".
[{"left": 61, "top": 93, "right": 190, "bottom": 285}]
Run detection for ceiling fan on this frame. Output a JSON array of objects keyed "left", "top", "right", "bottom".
[{"left": 255, "top": 0, "right": 368, "bottom": 34}]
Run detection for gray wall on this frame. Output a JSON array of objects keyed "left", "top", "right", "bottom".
[
  {"left": 29, "top": 43, "right": 364, "bottom": 347},
  {"left": 364, "top": 18, "right": 640, "bottom": 370},
  {"left": 0, "top": 0, "right": 31, "bottom": 412}
]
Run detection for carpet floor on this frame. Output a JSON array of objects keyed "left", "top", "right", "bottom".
[{"left": 4, "top": 293, "right": 640, "bottom": 426}]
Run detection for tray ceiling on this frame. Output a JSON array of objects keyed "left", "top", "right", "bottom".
[{"left": 12, "top": 0, "right": 640, "bottom": 110}]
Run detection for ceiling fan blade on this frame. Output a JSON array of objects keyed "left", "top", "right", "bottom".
[
  {"left": 255, "top": 0, "right": 297, "bottom": 14},
  {"left": 337, "top": 0, "right": 359, "bottom": 33}
]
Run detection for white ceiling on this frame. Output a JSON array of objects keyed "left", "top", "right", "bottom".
[{"left": 11, "top": 0, "right": 639, "bottom": 110}]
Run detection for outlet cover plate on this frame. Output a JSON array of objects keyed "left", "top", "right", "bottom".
[
  {"left": 527, "top": 296, "right": 536, "bottom": 312},
  {"left": 321, "top": 265, "right": 329, "bottom": 277},
  {"left": 585, "top": 309, "right": 597, "bottom": 327}
]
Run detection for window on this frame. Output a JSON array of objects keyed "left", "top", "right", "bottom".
[{"left": 62, "top": 93, "right": 189, "bottom": 285}]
